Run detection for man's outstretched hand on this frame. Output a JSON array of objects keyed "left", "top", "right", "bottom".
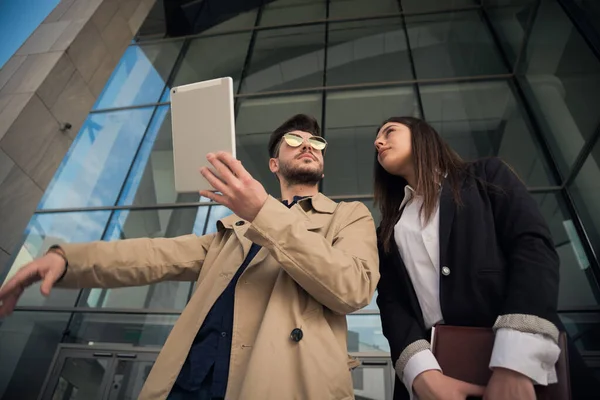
[
  {"left": 199, "top": 152, "right": 269, "bottom": 222},
  {"left": 0, "top": 252, "right": 66, "bottom": 317}
]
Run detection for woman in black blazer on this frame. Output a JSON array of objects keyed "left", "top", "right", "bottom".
[{"left": 373, "top": 116, "right": 596, "bottom": 400}]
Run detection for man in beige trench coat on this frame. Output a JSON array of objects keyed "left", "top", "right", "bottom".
[{"left": 0, "top": 114, "right": 379, "bottom": 400}]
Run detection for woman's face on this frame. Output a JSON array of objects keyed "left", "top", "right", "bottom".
[{"left": 374, "top": 122, "right": 413, "bottom": 176}]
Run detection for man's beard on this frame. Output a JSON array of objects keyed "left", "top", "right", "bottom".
[{"left": 279, "top": 159, "right": 323, "bottom": 186}]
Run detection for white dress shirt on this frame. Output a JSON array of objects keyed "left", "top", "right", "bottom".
[{"left": 394, "top": 186, "right": 560, "bottom": 398}]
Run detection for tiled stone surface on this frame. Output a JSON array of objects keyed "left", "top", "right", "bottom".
[
  {"left": 51, "top": 19, "right": 87, "bottom": 51},
  {"left": 0, "top": 165, "right": 43, "bottom": 253},
  {"left": 0, "top": 96, "right": 62, "bottom": 186},
  {"left": 0, "top": 0, "right": 156, "bottom": 260},
  {"left": 92, "top": 0, "right": 120, "bottom": 32},
  {"left": 88, "top": 52, "right": 118, "bottom": 97},
  {"left": 67, "top": 20, "right": 110, "bottom": 83},
  {"left": 50, "top": 71, "right": 95, "bottom": 140},
  {"left": 0, "top": 93, "right": 34, "bottom": 142},
  {"left": 37, "top": 53, "right": 76, "bottom": 109},
  {"left": 101, "top": 10, "right": 132, "bottom": 60},
  {"left": 0, "top": 148, "right": 14, "bottom": 187},
  {"left": 0, "top": 52, "right": 63, "bottom": 96},
  {"left": 43, "top": 0, "right": 77, "bottom": 23},
  {"left": 0, "top": 56, "right": 27, "bottom": 93},
  {"left": 129, "top": 0, "right": 154, "bottom": 35},
  {"left": 15, "top": 21, "right": 71, "bottom": 56}
]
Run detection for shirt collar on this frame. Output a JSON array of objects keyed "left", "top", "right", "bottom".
[
  {"left": 399, "top": 173, "right": 447, "bottom": 211},
  {"left": 282, "top": 196, "right": 308, "bottom": 208}
]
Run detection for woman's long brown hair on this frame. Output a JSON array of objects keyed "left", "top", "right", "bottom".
[{"left": 374, "top": 117, "right": 466, "bottom": 253}]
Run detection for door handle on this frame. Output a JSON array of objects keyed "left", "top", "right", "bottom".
[
  {"left": 93, "top": 352, "right": 113, "bottom": 357},
  {"left": 116, "top": 353, "right": 138, "bottom": 359},
  {"left": 360, "top": 361, "right": 388, "bottom": 366}
]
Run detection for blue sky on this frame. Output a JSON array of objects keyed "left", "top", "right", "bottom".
[{"left": 0, "top": 0, "right": 60, "bottom": 69}]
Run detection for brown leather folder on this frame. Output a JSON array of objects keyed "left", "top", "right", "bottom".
[{"left": 431, "top": 325, "right": 571, "bottom": 400}]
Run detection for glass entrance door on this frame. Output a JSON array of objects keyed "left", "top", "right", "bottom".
[{"left": 39, "top": 345, "right": 159, "bottom": 400}]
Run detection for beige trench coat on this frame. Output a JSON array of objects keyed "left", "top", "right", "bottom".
[{"left": 57, "top": 194, "right": 379, "bottom": 400}]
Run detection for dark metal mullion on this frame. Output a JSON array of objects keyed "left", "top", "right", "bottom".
[
  {"left": 510, "top": 0, "right": 541, "bottom": 75},
  {"left": 130, "top": 5, "right": 484, "bottom": 47},
  {"left": 37, "top": 202, "right": 217, "bottom": 214},
  {"left": 234, "top": 4, "right": 263, "bottom": 119},
  {"left": 483, "top": 6, "right": 600, "bottom": 303},
  {"left": 319, "top": 0, "right": 330, "bottom": 194},
  {"left": 480, "top": 5, "right": 600, "bottom": 300},
  {"left": 480, "top": 6, "right": 564, "bottom": 183},
  {"left": 397, "top": 0, "right": 425, "bottom": 118},
  {"left": 35, "top": 186, "right": 560, "bottom": 214},
  {"left": 557, "top": 0, "right": 600, "bottom": 64},
  {"left": 563, "top": 124, "right": 600, "bottom": 188},
  {"left": 478, "top": 4, "right": 513, "bottom": 74},
  {"left": 559, "top": 188, "right": 600, "bottom": 303},
  {"left": 163, "top": 39, "right": 192, "bottom": 94},
  {"left": 89, "top": 73, "right": 514, "bottom": 115}
]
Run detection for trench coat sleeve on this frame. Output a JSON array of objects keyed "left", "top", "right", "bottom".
[
  {"left": 484, "top": 157, "right": 560, "bottom": 341},
  {"left": 55, "top": 233, "right": 216, "bottom": 288},
  {"left": 244, "top": 196, "right": 379, "bottom": 315},
  {"left": 376, "top": 241, "right": 430, "bottom": 384}
]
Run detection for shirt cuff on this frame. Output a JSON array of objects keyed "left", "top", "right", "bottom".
[
  {"left": 402, "top": 350, "right": 442, "bottom": 400},
  {"left": 489, "top": 328, "right": 560, "bottom": 385}
]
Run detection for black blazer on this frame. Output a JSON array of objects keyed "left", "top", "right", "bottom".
[{"left": 376, "top": 157, "right": 593, "bottom": 399}]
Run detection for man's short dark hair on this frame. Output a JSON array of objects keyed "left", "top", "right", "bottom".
[{"left": 268, "top": 114, "right": 321, "bottom": 158}]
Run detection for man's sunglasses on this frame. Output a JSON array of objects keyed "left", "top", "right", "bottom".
[{"left": 283, "top": 133, "right": 328, "bottom": 151}]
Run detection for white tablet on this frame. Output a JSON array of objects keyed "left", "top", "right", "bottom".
[{"left": 171, "top": 77, "right": 236, "bottom": 193}]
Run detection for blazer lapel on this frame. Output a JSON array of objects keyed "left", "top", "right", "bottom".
[
  {"left": 389, "top": 240, "right": 426, "bottom": 330},
  {"left": 439, "top": 179, "right": 458, "bottom": 265}
]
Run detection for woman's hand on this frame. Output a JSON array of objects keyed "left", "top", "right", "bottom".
[{"left": 413, "top": 370, "right": 486, "bottom": 400}]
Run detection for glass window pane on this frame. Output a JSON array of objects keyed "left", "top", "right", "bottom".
[
  {"left": 484, "top": 0, "right": 536, "bottom": 68},
  {"left": 164, "top": 31, "right": 252, "bottom": 99},
  {"left": 560, "top": 312, "right": 600, "bottom": 352},
  {"left": 329, "top": 0, "right": 399, "bottom": 19},
  {"left": 2, "top": 211, "right": 111, "bottom": 308},
  {"left": 39, "top": 108, "right": 156, "bottom": 210},
  {"left": 351, "top": 360, "right": 392, "bottom": 400},
  {"left": 108, "top": 358, "right": 156, "bottom": 400},
  {"left": 50, "top": 357, "right": 110, "bottom": 400},
  {"left": 533, "top": 193, "right": 599, "bottom": 308},
  {"left": 570, "top": 143, "right": 600, "bottom": 275},
  {"left": 260, "top": 0, "right": 326, "bottom": 27},
  {"left": 402, "top": 0, "right": 478, "bottom": 13},
  {"left": 75, "top": 207, "right": 209, "bottom": 310},
  {"left": 323, "top": 86, "right": 418, "bottom": 196},
  {"left": 94, "top": 42, "right": 184, "bottom": 110},
  {"left": 0, "top": 312, "right": 70, "bottom": 400},
  {"left": 241, "top": 25, "right": 325, "bottom": 93},
  {"left": 419, "top": 80, "right": 555, "bottom": 187},
  {"left": 113, "top": 106, "right": 200, "bottom": 207},
  {"left": 347, "top": 315, "right": 389, "bottom": 353},
  {"left": 235, "top": 93, "right": 323, "bottom": 196},
  {"left": 360, "top": 199, "right": 382, "bottom": 226},
  {"left": 327, "top": 18, "right": 412, "bottom": 86},
  {"left": 201, "top": 10, "right": 257, "bottom": 35},
  {"left": 66, "top": 313, "right": 179, "bottom": 347},
  {"left": 406, "top": 11, "right": 508, "bottom": 79},
  {"left": 516, "top": 0, "right": 600, "bottom": 175}
]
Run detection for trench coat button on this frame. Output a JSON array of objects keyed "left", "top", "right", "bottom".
[
  {"left": 290, "top": 328, "right": 303, "bottom": 342},
  {"left": 441, "top": 266, "right": 451, "bottom": 276},
  {"left": 235, "top": 221, "right": 245, "bottom": 226}
]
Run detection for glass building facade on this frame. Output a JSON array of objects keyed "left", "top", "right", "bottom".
[{"left": 1, "top": 0, "right": 600, "bottom": 398}]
